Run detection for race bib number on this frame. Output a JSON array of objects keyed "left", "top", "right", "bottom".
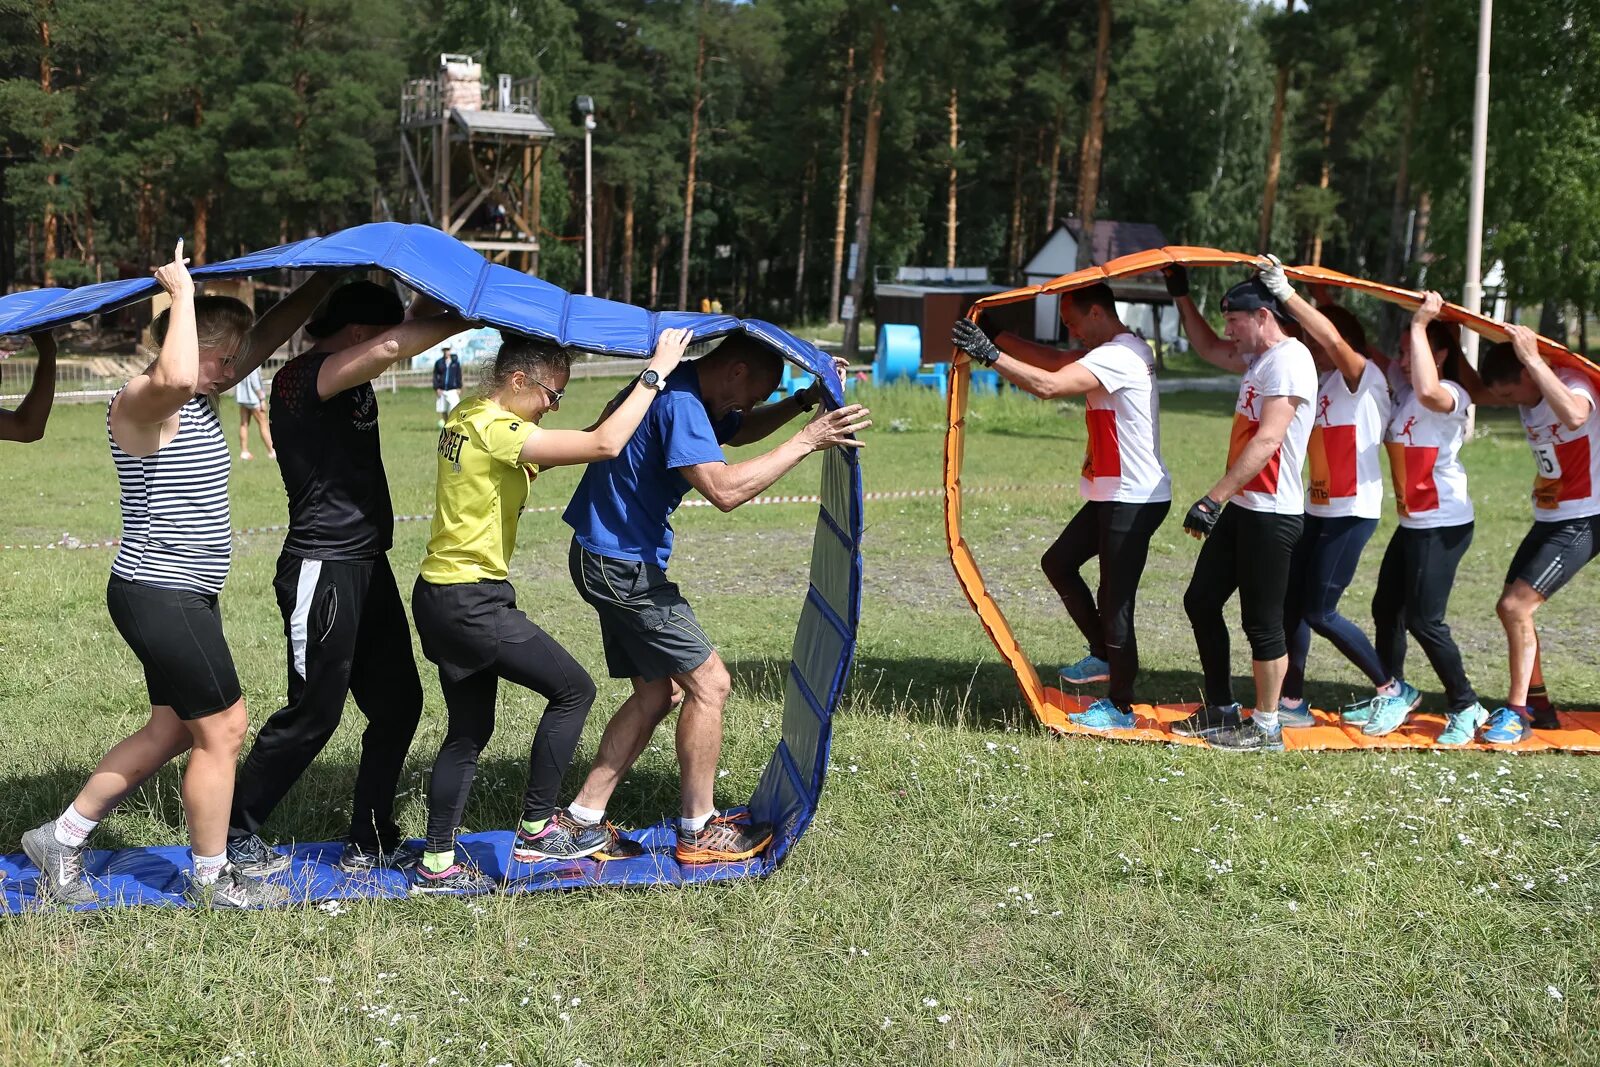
[{"left": 1534, "top": 442, "right": 1561, "bottom": 478}]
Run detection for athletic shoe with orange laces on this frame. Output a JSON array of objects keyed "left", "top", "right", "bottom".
[
  {"left": 591, "top": 821, "right": 646, "bottom": 862},
  {"left": 675, "top": 811, "right": 773, "bottom": 864}
]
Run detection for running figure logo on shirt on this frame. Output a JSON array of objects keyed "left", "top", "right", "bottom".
[
  {"left": 1240, "top": 383, "right": 1259, "bottom": 419},
  {"left": 1397, "top": 415, "right": 1418, "bottom": 446},
  {"left": 1316, "top": 393, "right": 1333, "bottom": 425}
]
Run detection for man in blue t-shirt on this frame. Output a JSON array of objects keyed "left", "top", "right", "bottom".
[{"left": 558, "top": 335, "right": 868, "bottom": 865}]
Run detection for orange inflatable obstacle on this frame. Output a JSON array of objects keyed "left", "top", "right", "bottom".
[{"left": 943, "top": 246, "right": 1600, "bottom": 752}]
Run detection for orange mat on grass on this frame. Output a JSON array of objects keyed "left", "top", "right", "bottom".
[
  {"left": 1043, "top": 690, "right": 1600, "bottom": 753},
  {"left": 943, "top": 247, "right": 1600, "bottom": 754}
]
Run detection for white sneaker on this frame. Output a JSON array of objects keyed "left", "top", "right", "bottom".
[{"left": 240, "top": 451, "right": 253, "bottom": 461}]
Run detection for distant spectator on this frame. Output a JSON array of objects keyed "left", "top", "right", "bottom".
[{"left": 434, "top": 346, "right": 463, "bottom": 428}]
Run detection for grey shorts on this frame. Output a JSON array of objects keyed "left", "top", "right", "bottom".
[{"left": 568, "top": 539, "right": 714, "bottom": 681}]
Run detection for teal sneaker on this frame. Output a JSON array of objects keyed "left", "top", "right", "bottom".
[
  {"left": 1058, "top": 653, "right": 1111, "bottom": 685},
  {"left": 1341, "top": 697, "right": 1374, "bottom": 726},
  {"left": 1362, "top": 681, "right": 1422, "bottom": 737},
  {"left": 1277, "top": 700, "right": 1316, "bottom": 729},
  {"left": 1437, "top": 703, "right": 1489, "bottom": 746},
  {"left": 1068, "top": 698, "right": 1135, "bottom": 731}
]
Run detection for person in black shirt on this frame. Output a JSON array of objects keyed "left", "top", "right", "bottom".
[{"left": 228, "top": 280, "right": 469, "bottom": 876}]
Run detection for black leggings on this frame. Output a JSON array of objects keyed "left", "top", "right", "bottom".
[
  {"left": 1371, "top": 523, "right": 1479, "bottom": 712},
  {"left": 1282, "top": 515, "right": 1388, "bottom": 700},
  {"left": 1041, "top": 499, "right": 1170, "bottom": 707},
  {"left": 1183, "top": 504, "right": 1302, "bottom": 707},
  {"left": 414, "top": 582, "right": 598, "bottom": 854}
]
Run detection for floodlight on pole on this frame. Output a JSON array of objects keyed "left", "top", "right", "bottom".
[
  {"left": 1463, "top": 0, "right": 1493, "bottom": 366},
  {"left": 572, "top": 95, "right": 597, "bottom": 296}
]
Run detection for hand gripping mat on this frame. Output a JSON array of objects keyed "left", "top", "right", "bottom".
[
  {"left": 0, "top": 224, "right": 864, "bottom": 910},
  {"left": 944, "top": 246, "right": 1600, "bottom": 754}
]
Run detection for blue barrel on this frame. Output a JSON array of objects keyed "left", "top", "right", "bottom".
[{"left": 873, "top": 323, "right": 922, "bottom": 385}]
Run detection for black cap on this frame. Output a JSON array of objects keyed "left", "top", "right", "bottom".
[
  {"left": 1220, "top": 278, "right": 1293, "bottom": 328},
  {"left": 305, "top": 281, "right": 405, "bottom": 339}
]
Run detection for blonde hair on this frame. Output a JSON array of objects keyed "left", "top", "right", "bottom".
[{"left": 152, "top": 295, "right": 254, "bottom": 354}]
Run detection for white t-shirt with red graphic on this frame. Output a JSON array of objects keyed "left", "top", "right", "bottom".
[
  {"left": 1076, "top": 333, "right": 1171, "bottom": 504},
  {"left": 1385, "top": 380, "right": 1474, "bottom": 529},
  {"left": 1226, "top": 338, "right": 1317, "bottom": 515},
  {"left": 1520, "top": 367, "right": 1600, "bottom": 522},
  {"left": 1306, "top": 361, "right": 1391, "bottom": 519}
]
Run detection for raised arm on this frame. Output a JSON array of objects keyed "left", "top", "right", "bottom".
[
  {"left": 680, "top": 403, "right": 870, "bottom": 512},
  {"left": 114, "top": 240, "right": 201, "bottom": 431},
  {"left": 951, "top": 320, "right": 1101, "bottom": 400},
  {"left": 315, "top": 294, "right": 470, "bottom": 400},
  {"left": 1509, "top": 323, "right": 1592, "bottom": 429},
  {"left": 728, "top": 355, "right": 849, "bottom": 447},
  {"left": 1164, "top": 265, "right": 1246, "bottom": 373},
  {"left": 520, "top": 329, "right": 692, "bottom": 467},
  {"left": 0, "top": 332, "right": 57, "bottom": 443},
  {"left": 219, "top": 271, "right": 341, "bottom": 390},
  {"left": 1409, "top": 292, "right": 1460, "bottom": 414},
  {"left": 1258, "top": 254, "right": 1366, "bottom": 389}
]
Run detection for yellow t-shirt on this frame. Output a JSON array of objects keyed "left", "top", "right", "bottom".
[{"left": 420, "top": 395, "right": 541, "bottom": 584}]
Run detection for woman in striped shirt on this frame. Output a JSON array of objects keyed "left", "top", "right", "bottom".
[{"left": 21, "top": 242, "right": 330, "bottom": 909}]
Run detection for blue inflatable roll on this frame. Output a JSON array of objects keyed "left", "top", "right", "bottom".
[
  {"left": 0, "top": 223, "right": 863, "bottom": 909},
  {"left": 873, "top": 323, "right": 922, "bottom": 385}
]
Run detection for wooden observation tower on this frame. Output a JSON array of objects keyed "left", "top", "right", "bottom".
[{"left": 399, "top": 54, "right": 555, "bottom": 274}]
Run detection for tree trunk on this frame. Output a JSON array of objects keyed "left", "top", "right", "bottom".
[
  {"left": 677, "top": 2, "right": 709, "bottom": 311},
  {"left": 1074, "top": 0, "right": 1112, "bottom": 271},
  {"left": 595, "top": 179, "right": 614, "bottom": 298},
  {"left": 192, "top": 194, "right": 210, "bottom": 267},
  {"left": 650, "top": 229, "right": 669, "bottom": 308},
  {"left": 946, "top": 86, "right": 959, "bottom": 269},
  {"left": 189, "top": 86, "right": 209, "bottom": 265},
  {"left": 620, "top": 184, "right": 636, "bottom": 304},
  {"left": 1007, "top": 154, "right": 1023, "bottom": 276},
  {"left": 794, "top": 153, "right": 814, "bottom": 319},
  {"left": 1043, "top": 103, "right": 1063, "bottom": 233},
  {"left": 38, "top": 11, "right": 57, "bottom": 285},
  {"left": 841, "top": 22, "right": 886, "bottom": 360},
  {"left": 828, "top": 45, "right": 856, "bottom": 326},
  {"left": 1411, "top": 190, "right": 1432, "bottom": 270},
  {"left": 1310, "top": 100, "right": 1335, "bottom": 266},
  {"left": 530, "top": 145, "right": 543, "bottom": 275},
  {"left": 1258, "top": 0, "right": 1296, "bottom": 251}
]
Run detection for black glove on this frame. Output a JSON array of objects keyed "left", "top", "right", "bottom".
[
  {"left": 1183, "top": 495, "right": 1223, "bottom": 538},
  {"left": 951, "top": 319, "right": 999, "bottom": 367},
  {"left": 1162, "top": 264, "right": 1189, "bottom": 299}
]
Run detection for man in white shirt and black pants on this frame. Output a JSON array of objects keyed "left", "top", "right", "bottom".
[
  {"left": 1164, "top": 267, "right": 1317, "bottom": 752},
  {"left": 952, "top": 282, "right": 1171, "bottom": 730}
]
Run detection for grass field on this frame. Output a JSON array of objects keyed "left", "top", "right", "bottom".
[{"left": 1, "top": 377, "right": 1597, "bottom": 1066}]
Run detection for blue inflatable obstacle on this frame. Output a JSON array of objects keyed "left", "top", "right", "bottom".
[
  {"left": 0, "top": 223, "right": 863, "bottom": 910},
  {"left": 870, "top": 322, "right": 999, "bottom": 396}
]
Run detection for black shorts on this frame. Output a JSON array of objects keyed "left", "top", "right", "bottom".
[
  {"left": 568, "top": 539, "right": 713, "bottom": 681},
  {"left": 106, "top": 576, "right": 241, "bottom": 720},
  {"left": 1505, "top": 516, "right": 1600, "bottom": 598},
  {"left": 412, "top": 576, "right": 545, "bottom": 683}
]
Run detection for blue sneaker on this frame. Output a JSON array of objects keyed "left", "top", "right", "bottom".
[
  {"left": 1068, "top": 698, "right": 1135, "bottom": 731},
  {"left": 1362, "top": 681, "right": 1422, "bottom": 737},
  {"left": 1277, "top": 700, "right": 1316, "bottom": 729},
  {"left": 1437, "top": 703, "right": 1489, "bottom": 746},
  {"left": 1481, "top": 706, "right": 1527, "bottom": 746},
  {"left": 1058, "top": 653, "right": 1110, "bottom": 685}
]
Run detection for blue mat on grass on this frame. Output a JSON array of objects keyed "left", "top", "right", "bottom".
[{"left": 0, "top": 224, "right": 863, "bottom": 911}]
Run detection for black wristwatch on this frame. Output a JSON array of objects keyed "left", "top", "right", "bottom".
[{"left": 640, "top": 369, "right": 665, "bottom": 392}]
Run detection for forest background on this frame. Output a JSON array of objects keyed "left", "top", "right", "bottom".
[{"left": 2, "top": 0, "right": 1597, "bottom": 357}]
